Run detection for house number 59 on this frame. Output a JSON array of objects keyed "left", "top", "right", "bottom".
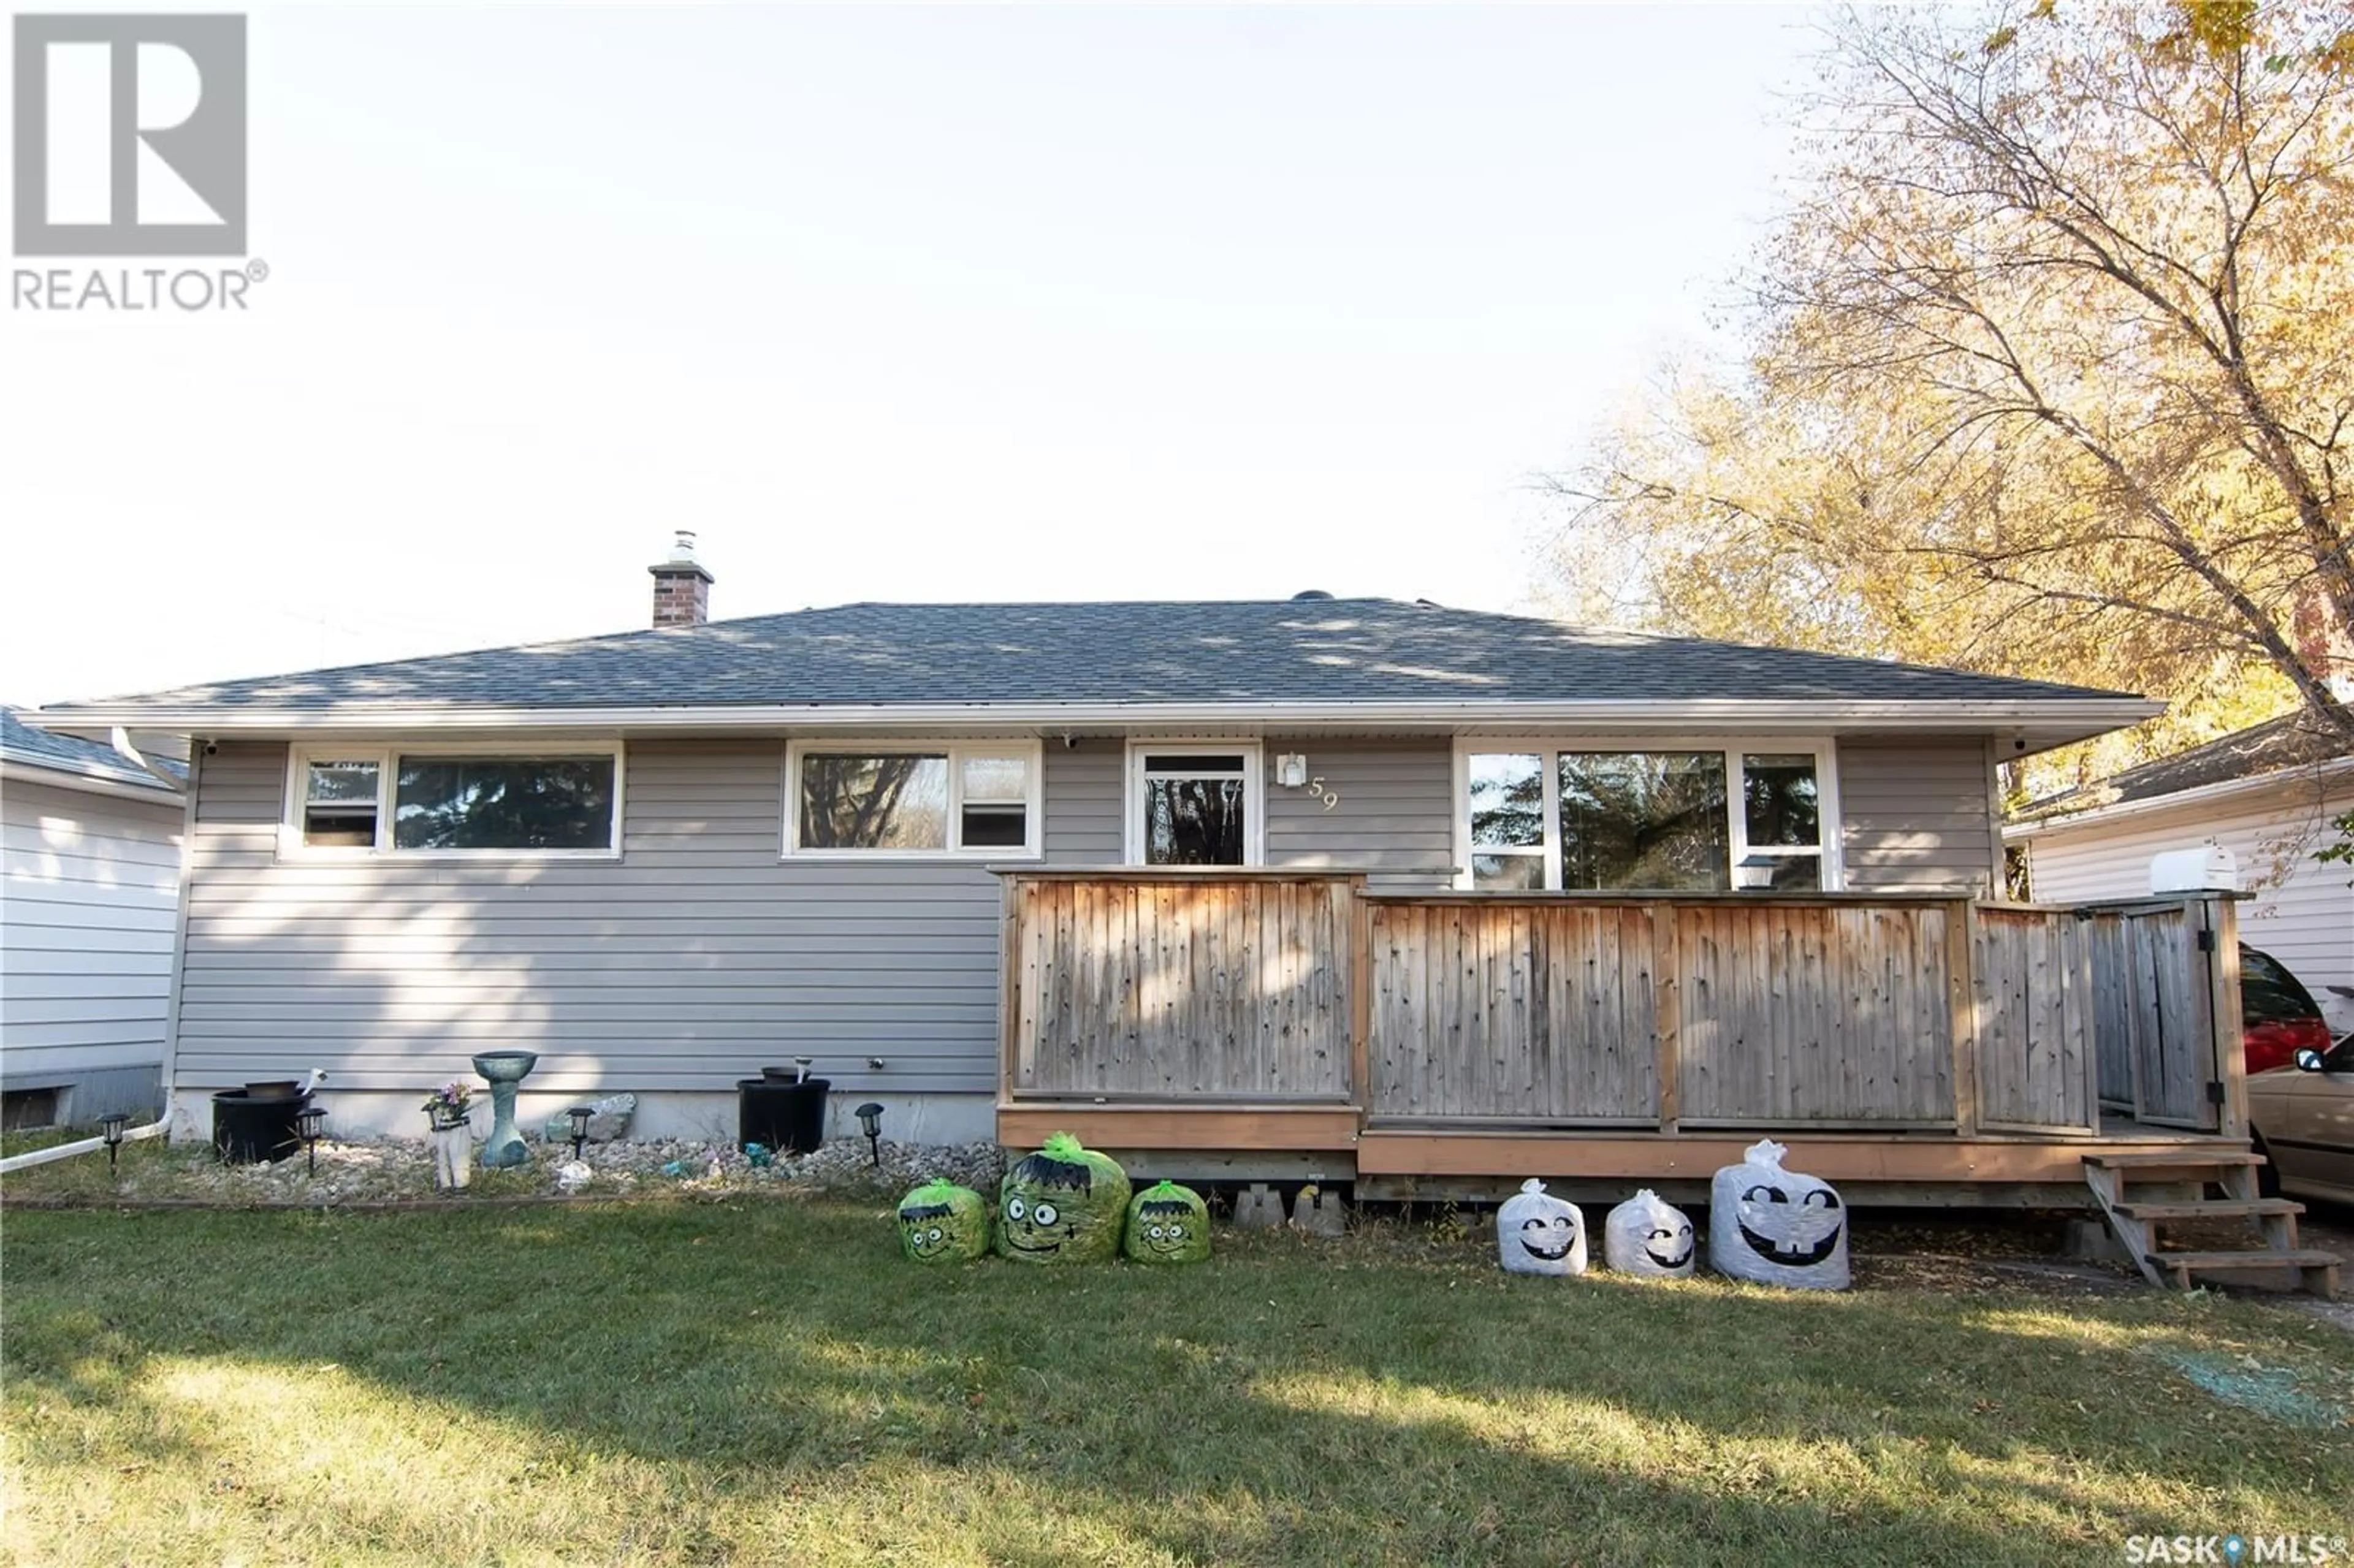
[{"left": 1306, "top": 776, "right": 1339, "bottom": 812}]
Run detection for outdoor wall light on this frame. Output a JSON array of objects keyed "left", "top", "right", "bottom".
[
  {"left": 295, "top": 1105, "right": 327, "bottom": 1176},
  {"left": 566, "top": 1105, "right": 594, "bottom": 1162},
  {"left": 855, "top": 1102, "right": 885, "bottom": 1166},
  {"left": 1275, "top": 753, "right": 1309, "bottom": 788},
  {"left": 1732, "top": 854, "right": 1777, "bottom": 892},
  {"left": 99, "top": 1113, "right": 130, "bottom": 1178}
]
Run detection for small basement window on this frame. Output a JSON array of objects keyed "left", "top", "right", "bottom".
[
  {"left": 2, "top": 1087, "right": 63, "bottom": 1131},
  {"left": 787, "top": 742, "right": 1040, "bottom": 858}
]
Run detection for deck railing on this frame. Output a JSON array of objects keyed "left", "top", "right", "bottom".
[{"left": 997, "top": 870, "right": 2244, "bottom": 1140}]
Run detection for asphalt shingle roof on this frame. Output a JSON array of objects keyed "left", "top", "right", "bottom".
[
  {"left": 37, "top": 599, "right": 2136, "bottom": 715},
  {"left": 2018, "top": 710, "right": 2354, "bottom": 821},
  {"left": 1, "top": 706, "right": 184, "bottom": 789}
]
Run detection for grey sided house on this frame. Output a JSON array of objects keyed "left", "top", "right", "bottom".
[
  {"left": 31, "top": 567, "right": 2285, "bottom": 1219},
  {"left": 1, "top": 707, "right": 185, "bottom": 1129}
]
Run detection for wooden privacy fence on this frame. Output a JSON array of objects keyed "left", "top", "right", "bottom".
[
  {"left": 1001, "top": 872, "right": 1358, "bottom": 1100},
  {"left": 998, "top": 870, "right": 2239, "bottom": 1138},
  {"left": 1368, "top": 897, "right": 1962, "bottom": 1127}
]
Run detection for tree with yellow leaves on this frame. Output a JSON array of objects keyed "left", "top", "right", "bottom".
[{"left": 1546, "top": 1, "right": 2354, "bottom": 789}]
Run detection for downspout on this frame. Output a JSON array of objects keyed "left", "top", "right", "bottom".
[{"left": 110, "top": 726, "right": 187, "bottom": 792}]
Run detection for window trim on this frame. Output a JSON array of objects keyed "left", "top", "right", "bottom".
[
  {"left": 1124, "top": 740, "right": 1265, "bottom": 867},
  {"left": 782, "top": 739, "right": 1043, "bottom": 861},
  {"left": 1450, "top": 736, "right": 1843, "bottom": 892},
  {"left": 281, "top": 741, "right": 627, "bottom": 860}
]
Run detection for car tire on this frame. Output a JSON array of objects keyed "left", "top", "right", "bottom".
[{"left": 2250, "top": 1130, "right": 2281, "bottom": 1198}]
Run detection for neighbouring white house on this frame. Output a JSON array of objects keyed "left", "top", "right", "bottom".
[
  {"left": 0, "top": 707, "right": 186, "bottom": 1129},
  {"left": 2006, "top": 712, "right": 2354, "bottom": 1033}
]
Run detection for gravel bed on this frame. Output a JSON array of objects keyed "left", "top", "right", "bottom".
[{"left": 15, "top": 1135, "right": 1005, "bottom": 1208}]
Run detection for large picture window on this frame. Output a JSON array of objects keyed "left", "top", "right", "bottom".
[
  {"left": 786, "top": 742, "right": 1040, "bottom": 858},
  {"left": 285, "top": 745, "right": 622, "bottom": 857},
  {"left": 1127, "top": 744, "right": 1262, "bottom": 866},
  {"left": 1457, "top": 742, "right": 1835, "bottom": 892}
]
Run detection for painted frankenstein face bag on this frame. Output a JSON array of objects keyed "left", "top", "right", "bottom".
[
  {"left": 897, "top": 1179, "right": 989, "bottom": 1262},
  {"left": 996, "top": 1133, "right": 1132, "bottom": 1263}
]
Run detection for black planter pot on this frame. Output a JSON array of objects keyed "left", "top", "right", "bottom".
[
  {"left": 737, "top": 1078, "right": 829, "bottom": 1155},
  {"left": 211, "top": 1090, "right": 309, "bottom": 1165}
]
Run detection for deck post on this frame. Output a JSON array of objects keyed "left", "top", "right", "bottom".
[
  {"left": 999, "top": 875, "right": 1024, "bottom": 1098},
  {"left": 1948, "top": 899, "right": 1981, "bottom": 1138},
  {"left": 2203, "top": 895, "right": 2247, "bottom": 1140},
  {"left": 1652, "top": 904, "right": 1680, "bottom": 1134},
  {"left": 1347, "top": 877, "right": 1372, "bottom": 1130}
]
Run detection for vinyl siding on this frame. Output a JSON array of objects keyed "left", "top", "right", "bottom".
[
  {"left": 1264, "top": 737, "right": 1455, "bottom": 891},
  {"left": 2021, "top": 779, "right": 2354, "bottom": 997},
  {"left": 1, "top": 777, "right": 183, "bottom": 1083},
  {"left": 173, "top": 731, "right": 2019, "bottom": 1096},
  {"left": 1837, "top": 737, "right": 2000, "bottom": 894},
  {"left": 1042, "top": 739, "right": 1122, "bottom": 862},
  {"left": 177, "top": 739, "right": 1029, "bottom": 1097}
]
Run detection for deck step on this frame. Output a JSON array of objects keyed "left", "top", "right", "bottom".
[
  {"left": 2084, "top": 1151, "right": 2266, "bottom": 1171},
  {"left": 2111, "top": 1199, "right": 2303, "bottom": 1222},
  {"left": 2150, "top": 1249, "right": 2341, "bottom": 1273}
]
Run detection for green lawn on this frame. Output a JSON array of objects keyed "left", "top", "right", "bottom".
[{"left": 4, "top": 1197, "right": 2350, "bottom": 1566}]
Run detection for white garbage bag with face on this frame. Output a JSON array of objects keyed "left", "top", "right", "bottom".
[
  {"left": 1604, "top": 1189, "right": 1696, "bottom": 1278},
  {"left": 1496, "top": 1178, "right": 1586, "bottom": 1276},
  {"left": 1707, "top": 1139, "right": 1849, "bottom": 1290}
]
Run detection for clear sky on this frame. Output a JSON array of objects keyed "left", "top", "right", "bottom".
[{"left": 1, "top": 3, "right": 1819, "bottom": 706}]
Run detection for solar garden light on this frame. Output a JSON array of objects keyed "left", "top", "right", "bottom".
[
  {"left": 855, "top": 1102, "right": 885, "bottom": 1166},
  {"left": 296, "top": 1104, "right": 327, "bottom": 1175},
  {"left": 99, "top": 1113, "right": 129, "bottom": 1178},
  {"left": 565, "top": 1105, "right": 594, "bottom": 1162}
]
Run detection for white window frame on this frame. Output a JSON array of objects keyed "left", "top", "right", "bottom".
[
  {"left": 783, "top": 739, "right": 1043, "bottom": 861},
  {"left": 1450, "top": 737, "right": 1843, "bottom": 892},
  {"left": 1124, "top": 740, "right": 1265, "bottom": 867},
  {"left": 281, "top": 741, "right": 627, "bottom": 861}
]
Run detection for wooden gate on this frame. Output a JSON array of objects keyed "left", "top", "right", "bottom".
[{"left": 2080, "top": 899, "right": 2229, "bottom": 1131}]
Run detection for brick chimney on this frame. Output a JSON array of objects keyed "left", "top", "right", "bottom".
[{"left": 649, "top": 530, "right": 714, "bottom": 628}]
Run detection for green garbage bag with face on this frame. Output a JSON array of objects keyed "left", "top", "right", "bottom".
[
  {"left": 996, "top": 1133, "right": 1132, "bottom": 1263},
  {"left": 897, "top": 1178, "right": 989, "bottom": 1263},
  {"left": 1122, "top": 1180, "right": 1211, "bottom": 1265}
]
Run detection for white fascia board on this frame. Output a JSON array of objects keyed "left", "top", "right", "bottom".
[
  {"left": 0, "top": 755, "right": 184, "bottom": 802},
  {"left": 22, "top": 696, "right": 2165, "bottom": 741},
  {"left": 2003, "top": 755, "right": 2354, "bottom": 841}
]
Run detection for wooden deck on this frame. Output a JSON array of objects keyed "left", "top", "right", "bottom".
[{"left": 994, "top": 870, "right": 2249, "bottom": 1201}]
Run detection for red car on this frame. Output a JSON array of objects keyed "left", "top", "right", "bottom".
[{"left": 2242, "top": 944, "right": 2334, "bottom": 1076}]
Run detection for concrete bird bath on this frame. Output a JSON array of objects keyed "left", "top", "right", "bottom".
[{"left": 471, "top": 1051, "right": 539, "bottom": 1168}]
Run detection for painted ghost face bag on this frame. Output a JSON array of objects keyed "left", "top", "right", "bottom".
[
  {"left": 996, "top": 1133, "right": 1133, "bottom": 1263},
  {"left": 1707, "top": 1139, "right": 1849, "bottom": 1290},
  {"left": 1603, "top": 1189, "right": 1696, "bottom": 1279},
  {"left": 1496, "top": 1179, "right": 1587, "bottom": 1276}
]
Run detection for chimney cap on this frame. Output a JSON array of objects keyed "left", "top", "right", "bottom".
[{"left": 649, "top": 529, "right": 714, "bottom": 584}]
